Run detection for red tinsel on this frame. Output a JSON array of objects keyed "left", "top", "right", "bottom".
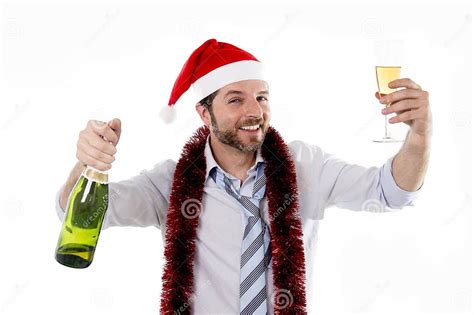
[{"left": 160, "top": 125, "right": 307, "bottom": 314}]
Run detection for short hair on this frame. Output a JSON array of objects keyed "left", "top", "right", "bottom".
[{"left": 199, "top": 89, "right": 219, "bottom": 110}]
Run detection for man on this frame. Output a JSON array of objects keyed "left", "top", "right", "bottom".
[{"left": 55, "top": 38, "right": 432, "bottom": 314}]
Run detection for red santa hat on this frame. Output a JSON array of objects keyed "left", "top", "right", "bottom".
[{"left": 159, "top": 38, "right": 266, "bottom": 123}]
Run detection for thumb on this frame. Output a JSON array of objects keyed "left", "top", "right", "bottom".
[{"left": 108, "top": 118, "right": 122, "bottom": 142}]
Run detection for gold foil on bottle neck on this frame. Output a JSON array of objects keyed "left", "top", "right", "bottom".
[{"left": 83, "top": 166, "right": 108, "bottom": 184}]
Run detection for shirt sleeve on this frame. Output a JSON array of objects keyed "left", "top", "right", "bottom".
[
  {"left": 323, "top": 149, "right": 423, "bottom": 213},
  {"left": 54, "top": 159, "right": 175, "bottom": 229},
  {"left": 379, "top": 155, "right": 423, "bottom": 208},
  {"left": 289, "top": 140, "right": 423, "bottom": 220}
]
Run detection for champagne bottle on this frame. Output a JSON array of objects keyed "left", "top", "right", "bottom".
[{"left": 55, "top": 165, "right": 109, "bottom": 268}]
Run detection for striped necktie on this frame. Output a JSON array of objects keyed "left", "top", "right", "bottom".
[{"left": 211, "top": 164, "right": 272, "bottom": 314}]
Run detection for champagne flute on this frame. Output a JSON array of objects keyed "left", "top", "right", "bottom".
[
  {"left": 374, "top": 66, "right": 403, "bottom": 142},
  {"left": 373, "top": 40, "right": 404, "bottom": 143}
]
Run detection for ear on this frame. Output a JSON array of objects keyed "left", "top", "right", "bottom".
[{"left": 195, "top": 103, "right": 211, "bottom": 127}]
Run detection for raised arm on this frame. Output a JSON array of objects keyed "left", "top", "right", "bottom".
[
  {"left": 377, "top": 78, "right": 432, "bottom": 192},
  {"left": 55, "top": 118, "right": 171, "bottom": 229}
]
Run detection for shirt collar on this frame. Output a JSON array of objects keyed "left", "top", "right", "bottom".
[{"left": 204, "top": 134, "right": 264, "bottom": 180}]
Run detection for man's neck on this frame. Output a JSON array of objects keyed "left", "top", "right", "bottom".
[{"left": 209, "top": 135, "right": 256, "bottom": 183}]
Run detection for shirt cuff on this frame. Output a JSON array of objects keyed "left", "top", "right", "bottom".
[{"left": 379, "top": 155, "right": 423, "bottom": 209}]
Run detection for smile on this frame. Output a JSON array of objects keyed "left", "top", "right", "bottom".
[{"left": 239, "top": 124, "right": 261, "bottom": 131}]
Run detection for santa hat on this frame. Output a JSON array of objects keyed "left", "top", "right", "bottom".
[{"left": 159, "top": 38, "right": 266, "bottom": 123}]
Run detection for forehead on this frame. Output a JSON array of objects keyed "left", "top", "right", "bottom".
[{"left": 219, "top": 79, "right": 269, "bottom": 95}]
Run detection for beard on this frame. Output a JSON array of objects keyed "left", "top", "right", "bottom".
[{"left": 209, "top": 109, "right": 267, "bottom": 153}]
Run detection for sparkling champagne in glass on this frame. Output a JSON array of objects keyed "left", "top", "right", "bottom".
[
  {"left": 376, "top": 66, "right": 401, "bottom": 97},
  {"left": 373, "top": 40, "right": 404, "bottom": 143}
]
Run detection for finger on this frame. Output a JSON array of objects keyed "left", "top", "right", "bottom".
[
  {"left": 382, "top": 99, "right": 423, "bottom": 115},
  {"left": 76, "top": 149, "right": 112, "bottom": 171},
  {"left": 388, "top": 108, "right": 423, "bottom": 124},
  {"left": 380, "top": 88, "right": 425, "bottom": 105},
  {"left": 108, "top": 118, "right": 121, "bottom": 130},
  {"left": 108, "top": 118, "right": 122, "bottom": 144},
  {"left": 394, "top": 109, "right": 411, "bottom": 116},
  {"left": 388, "top": 78, "right": 422, "bottom": 90},
  {"left": 77, "top": 138, "right": 115, "bottom": 164},
  {"left": 97, "top": 124, "right": 119, "bottom": 145},
  {"left": 375, "top": 91, "right": 382, "bottom": 100},
  {"left": 81, "top": 130, "right": 117, "bottom": 156},
  {"left": 88, "top": 120, "right": 119, "bottom": 145}
]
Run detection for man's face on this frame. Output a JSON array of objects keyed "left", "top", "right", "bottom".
[{"left": 205, "top": 80, "right": 271, "bottom": 152}]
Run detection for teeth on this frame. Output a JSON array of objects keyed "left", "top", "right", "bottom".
[{"left": 239, "top": 124, "right": 260, "bottom": 131}]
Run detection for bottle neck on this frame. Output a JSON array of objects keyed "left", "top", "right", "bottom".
[{"left": 83, "top": 165, "right": 108, "bottom": 184}]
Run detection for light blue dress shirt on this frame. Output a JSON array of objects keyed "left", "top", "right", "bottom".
[{"left": 55, "top": 135, "right": 422, "bottom": 314}]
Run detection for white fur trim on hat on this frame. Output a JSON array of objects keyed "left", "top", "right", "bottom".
[{"left": 192, "top": 60, "right": 266, "bottom": 101}]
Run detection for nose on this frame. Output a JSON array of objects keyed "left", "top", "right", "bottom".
[{"left": 244, "top": 97, "right": 264, "bottom": 119}]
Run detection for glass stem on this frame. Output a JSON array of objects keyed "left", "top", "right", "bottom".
[{"left": 384, "top": 103, "right": 391, "bottom": 138}]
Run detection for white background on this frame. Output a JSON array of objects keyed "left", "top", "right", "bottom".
[{"left": 0, "top": 0, "right": 471, "bottom": 314}]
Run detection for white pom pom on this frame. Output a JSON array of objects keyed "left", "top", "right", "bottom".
[{"left": 159, "top": 105, "right": 176, "bottom": 124}]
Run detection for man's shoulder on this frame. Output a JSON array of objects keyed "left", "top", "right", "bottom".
[
  {"left": 287, "top": 139, "right": 325, "bottom": 163},
  {"left": 140, "top": 158, "right": 177, "bottom": 183}
]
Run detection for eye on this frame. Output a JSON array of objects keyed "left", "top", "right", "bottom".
[
  {"left": 229, "top": 98, "right": 242, "bottom": 104},
  {"left": 257, "top": 96, "right": 268, "bottom": 102}
]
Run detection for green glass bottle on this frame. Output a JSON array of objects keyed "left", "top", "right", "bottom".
[{"left": 55, "top": 165, "right": 109, "bottom": 268}]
